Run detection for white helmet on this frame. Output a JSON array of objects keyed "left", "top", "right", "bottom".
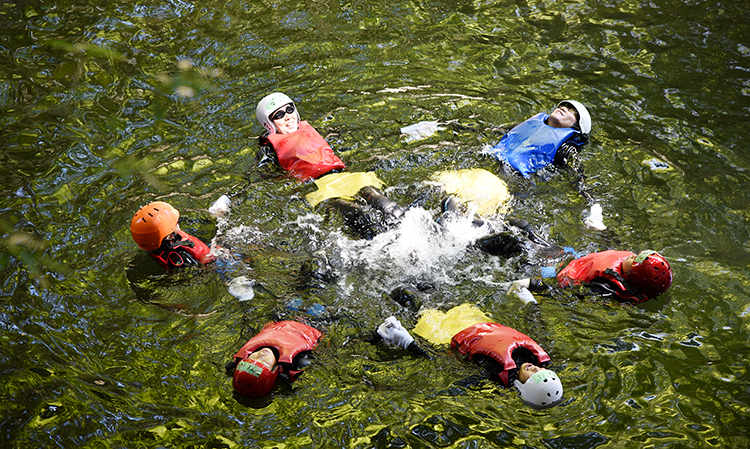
[
  {"left": 256, "top": 92, "right": 300, "bottom": 134},
  {"left": 557, "top": 100, "right": 591, "bottom": 134},
  {"left": 514, "top": 369, "right": 563, "bottom": 409}
]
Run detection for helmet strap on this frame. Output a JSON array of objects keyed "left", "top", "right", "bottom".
[{"left": 604, "top": 268, "right": 648, "bottom": 303}]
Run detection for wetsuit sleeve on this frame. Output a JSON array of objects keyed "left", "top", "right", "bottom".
[
  {"left": 406, "top": 340, "right": 428, "bottom": 356},
  {"left": 474, "top": 354, "right": 504, "bottom": 383},
  {"left": 225, "top": 359, "right": 238, "bottom": 376},
  {"left": 257, "top": 134, "right": 279, "bottom": 167},
  {"left": 553, "top": 142, "right": 579, "bottom": 168},
  {"left": 291, "top": 351, "right": 315, "bottom": 371},
  {"left": 586, "top": 277, "right": 638, "bottom": 304},
  {"left": 528, "top": 278, "right": 548, "bottom": 293}
]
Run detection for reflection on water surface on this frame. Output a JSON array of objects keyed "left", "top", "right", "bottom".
[{"left": 1, "top": 0, "right": 750, "bottom": 447}]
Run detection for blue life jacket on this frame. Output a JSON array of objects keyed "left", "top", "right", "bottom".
[{"left": 487, "top": 113, "right": 579, "bottom": 177}]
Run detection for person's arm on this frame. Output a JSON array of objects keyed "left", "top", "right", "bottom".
[
  {"left": 552, "top": 142, "right": 580, "bottom": 168},
  {"left": 290, "top": 351, "right": 315, "bottom": 371},
  {"left": 552, "top": 139, "right": 599, "bottom": 208},
  {"left": 225, "top": 359, "right": 239, "bottom": 376},
  {"left": 507, "top": 278, "right": 548, "bottom": 304},
  {"left": 256, "top": 134, "right": 279, "bottom": 167},
  {"left": 474, "top": 354, "right": 505, "bottom": 384}
]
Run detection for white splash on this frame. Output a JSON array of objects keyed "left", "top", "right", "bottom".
[{"left": 333, "top": 207, "right": 494, "bottom": 284}]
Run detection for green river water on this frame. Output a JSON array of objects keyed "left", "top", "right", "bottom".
[{"left": 2, "top": 0, "right": 750, "bottom": 447}]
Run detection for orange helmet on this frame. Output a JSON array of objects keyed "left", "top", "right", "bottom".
[
  {"left": 628, "top": 250, "right": 672, "bottom": 298},
  {"left": 130, "top": 201, "right": 180, "bottom": 250},
  {"left": 232, "top": 359, "right": 280, "bottom": 398}
]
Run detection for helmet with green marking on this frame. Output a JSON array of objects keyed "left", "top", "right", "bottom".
[
  {"left": 514, "top": 369, "right": 564, "bottom": 409},
  {"left": 232, "top": 358, "right": 280, "bottom": 398},
  {"left": 256, "top": 92, "right": 300, "bottom": 134},
  {"left": 629, "top": 250, "right": 672, "bottom": 299}
]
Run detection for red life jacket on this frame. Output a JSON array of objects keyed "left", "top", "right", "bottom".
[
  {"left": 450, "top": 322, "right": 550, "bottom": 387},
  {"left": 266, "top": 121, "right": 346, "bottom": 181},
  {"left": 233, "top": 321, "right": 323, "bottom": 382},
  {"left": 148, "top": 230, "right": 214, "bottom": 272},
  {"left": 556, "top": 250, "right": 648, "bottom": 304}
]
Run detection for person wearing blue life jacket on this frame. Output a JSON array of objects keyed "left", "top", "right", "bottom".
[{"left": 486, "top": 100, "right": 592, "bottom": 178}]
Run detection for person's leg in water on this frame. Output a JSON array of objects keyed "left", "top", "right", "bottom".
[
  {"left": 473, "top": 232, "right": 525, "bottom": 258},
  {"left": 437, "top": 196, "right": 485, "bottom": 227},
  {"left": 328, "top": 198, "right": 388, "bottom": 240},
  {"left": 436, "top": 196, "right": 523, "bottom": 257},
  {"left": 437, "top": 196, "right": 558, "bottom": 258},
  {"left": 389, "top": 282, "right": 434, "bottom": 312},
  {"left": 359, "top": 186, "right": 405, "bottom": 222},
  {"left": 328, "top": 186, "right": 407, "bottom": 240}
]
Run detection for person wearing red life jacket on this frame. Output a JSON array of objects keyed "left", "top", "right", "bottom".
[
  {"left": 375, "top": 311, "right": 564, "bottom": 409},
  {"left": 228, "top": 320, "right": 324, "bottom": 398},
  {"left": 256, "top": 92, "right": 346, "bottom": 182},
  {"left": 130, "top": 201, "right": 214, "bottom": 272},
  {"left": 227, "top": 310, "right": 562, "bottom": 409},
  {"left": 511, "top": 249, "right": 673, "bottom": 305}
]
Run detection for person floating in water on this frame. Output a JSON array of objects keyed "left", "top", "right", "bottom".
[
  {"left": 511, "top": 249, "right": 673, "bottom": 305},
  {"left": 130, "top": 201, "right": 214, "bottom": 272},
  {"left": 374, "top": 306, "right": 564, "bottom": 409},
  {"left": 486, "top": 100, "right": 591, "bottom": 178},
  {"left": 256, "top": 92, "right": 346, "bottom": 181},
  {"left": 255, "top": 91, "right": 385, "bottom": 208},
  {"left": 229, "top": 320, "right": 323, "bottom": 398},
  {"left": 227, "top": 308, "right": 562, "bottom": 409}
]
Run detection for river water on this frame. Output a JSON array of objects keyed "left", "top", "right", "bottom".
[{"left": 2, "top": 0, "right": 749, "bottom": 447}]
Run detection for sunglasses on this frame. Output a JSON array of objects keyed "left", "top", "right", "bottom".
[
  {"left": 270, "top": 104, "right": 295, "bottom": 121},
  {"left": 558, "top": 103, "right": 579, "bottom": 120}
]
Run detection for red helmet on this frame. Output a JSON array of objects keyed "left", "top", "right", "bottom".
[
  {"left": 232, "top": 359, "right": 279, "bottom": 398},
  {"left": 130, "top": 202, "right": 180, "bottom": 251},
  {"left": 628, "top": 250, "right": 672, "bottom": 298}
]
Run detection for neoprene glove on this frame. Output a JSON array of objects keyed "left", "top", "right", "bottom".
[
  {"left": 377, "top": 316, "right": 415, "bottom": 349},
  {"left": 508, "top": 278, "right": 542, "bottom": 304},
  {"left": 507, "top": 279, "right": 537, "bottom": 304},
  {"left": 509, "top": 278, "right": 530, "bottom": 291}
]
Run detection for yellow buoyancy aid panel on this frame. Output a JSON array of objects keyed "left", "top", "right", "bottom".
[
  {"left": 429, "top": 168, "right": 511, "bottom": 216},
  {"left": 305, "top": 172, "right": 385, "bottom": 207},
  {"left": 413, "top": 303, "right": 490, "bottom": 345}
]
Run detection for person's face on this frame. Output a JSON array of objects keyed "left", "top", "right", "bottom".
[
  {"left": 248, "top": 347, "right": 277, "bottom": 371},
  {"left": 163, "top": 223, "right": 182, "bottom": 243},
  {"left": 621, "top": 254, "right": 637, "bottom": 276},
  {"left": 518, "top": 362, "right": 543, "bottom": 383},
  {"left": 547, "top": 104, "right": 579, "bottom": 129},
  {"left": 270, "top": 103, "right": 298, "bottom": 134}
]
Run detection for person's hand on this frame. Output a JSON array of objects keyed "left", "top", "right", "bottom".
[
  {"left": 507, "top": 279, "right": 537, "bottom": 304},
  {"left": 508, "top": 278, "right": 530, "bottom": 292},
  {"left": 377, "top": 316, "right": 414, "bottom": 349}
]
